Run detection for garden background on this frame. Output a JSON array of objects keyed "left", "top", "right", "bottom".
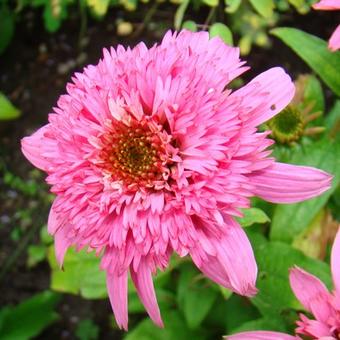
[{"left": 0, "top": 0, "right": 339, "bottom": 339}]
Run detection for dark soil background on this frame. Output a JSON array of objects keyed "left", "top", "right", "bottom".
[{"left": 0, "top": 4, "right": 338, "bottom": 339}]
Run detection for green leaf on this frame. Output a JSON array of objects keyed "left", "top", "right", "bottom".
[
  {"left": 27, "top": 244, "right": 47, "bottom": 268},
  {"left": 86, "top": 0, "right": 110, "bottom": 16},
  {"left": 224, "top": 0, "right": 241, "bottom": 13},
  {"left": 0, "top": 291, "right": 60, "bottom": 340},
  {"left": 238, "top": 34, "right": 252, "bottom": 55},
  {"left": 271, "top": 28, "right": 340, "bottom": 96},
  {"left": 0, "top": 92, "right": 21, "bottom": 120},
  {"left": 231, "top": 316, "right": 288, "bottom": 334},
  {"left": 124, "top": 310, "right": 205, "bottom": 340},
  {"left": 174, "top": 0, "right": 190, "bottom": 30},
  {"left": 48, "top": 246, "right": 107, "bottom": 299},
  {"left": 237, "top": 208, "right": 270, "bottom": 227},
  {"left": 209, "top": 23, "right": 234, "bottom": 45},
  {"left": 303, "top": 75, "right": 325, "bottom": 115},
  {"left": 177, "top": 264, "right": 217, "bottom": 329},
  {"left": 182, "top": 20, "right": 197, "bottom": 32},
  {"left": 225, "top": 295, "right": 261, "bottom": 333},
  {"left": 248, "top": 0, "right": 274, "bottom": 18},
  {"left": 40, "top": 226, "right": 54, "bottom": 245},
  {"left": 219, "top": 286, "right": 233, "bottom": 299},
  {"left": 287, "top": 0, "right": 309, "bottom": 14},
  {"left": 248, "top": 232, "right": 331, "bottom": 316},
  {"left": 203, "top": 0, "right": 218, "bottom": 6},
  {"left": 270, "top": 138, "right": 340, "bottom": 243},
  {"left": 292, "top": 209, "right": 327, "bottom": 258},
  {"left": 43, "top": 0, "right": 68, "bottom": 32},
  {"left": 325, "top": 100, "right": 340, "bottom": 136},
  {"left": 128, "top": 289, "right": 176, "bottom": 314},
  {"left": 0, "top": 7, "right": 14, "bottom": 54},
  {"left": 75, "top": 319, "right": 99, "bottom": 340},
  {"left": 120, "top": 0, "right": 137, "bottom": 11}
]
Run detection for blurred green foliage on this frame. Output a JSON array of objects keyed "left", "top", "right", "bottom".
[
  {"left": 1, "top": 0, "right": 340, "bottom": 338},
  {"left": 0, "top": 0, "right": 318, "bottom": 55},
  {"left": 0, "top": 291, "right": 60, "bottom": 339},
  {"left": 0, "top": 92, "right": 20, "bottom": 120}
]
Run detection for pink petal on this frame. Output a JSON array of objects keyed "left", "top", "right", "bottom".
[
  {"left": 54, "top": 226, "right": 71, "bottom": 268},
  {"left": 331, "top": 228, "right": 340, "bottom": 293},
  {"left": 313, "top": 0, "right": 340, "bottom": 10},
  {"left": 21, "top": 125, "right": 51, "bottom": 171},
  {"left": 289, "top": 267, "right": 332, "bottom": 323},
  {"left": 130, "top": 258, "right": 164, "bottom": 327},
  {"left": 106, "top": 271, "right": 128, "bottom": 330},
  {"left": 231, "top": 67, "right": 295, "bottom": 127},
  {"left": 192, "top": 221, "right": 258, "bottom": 296},
  {"left": 297, "top": 314, "right": 333, "bottom": 338},
  {"left": 193, "top": 252, "right": 234, "bottom": 290},
  {"left": 225, "top": 331, "right": 297, "bottom": 340},
  {"left": 329, "top": 24, "right": 340, "bottom": 52},
  {"left": 47, "top": 198, "right": 64, "bottom": 235},
  {"left": 249, "top": 162, "right": 332, "bottom": 203}
]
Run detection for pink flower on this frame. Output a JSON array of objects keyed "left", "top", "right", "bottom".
[
  {"left": 21, "top": 30, "right": 332, "bottom": 330},
  {"left": 312, "top": 0, "right": 340, "bottom": 51},
  {"left": 225, "top": 228, "right": 340, "bottom": 340},
  {"left": 290, "top": 230, "right": 340, "bottom": 339}
]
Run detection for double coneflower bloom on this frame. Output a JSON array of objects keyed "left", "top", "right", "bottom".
[{"left": 21, "top": 31, "right": 332, "bottom": 329}]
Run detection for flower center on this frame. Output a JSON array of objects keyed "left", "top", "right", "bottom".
[
  {"left": 100, "top": 119, "right": 171, "bottom": 188},
  {"left": 267, "top": 106, "right": 304, "bottom": 144}
]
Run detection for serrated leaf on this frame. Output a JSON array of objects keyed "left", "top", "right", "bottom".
[
  {"left": 271, "top": 28, "right": 340, "bottom": 96},
  {"left": 177, "top": 264, "right": 217, "bottom": 329},
  {"left": 248, "top": 0, "right": 274, "bottom": 18},
  {"left": 0, "top": 291, "right": 60, "bottom": 340},
  {"left": 0, "top": 92, "right": 21, "bottom": 120},
  {"left": 237, "top": 208, "right": 270, "bottom": 227},
  {"left": 270, "top": 138, "right": 340, "bottom": 243},
  {"left": 209, "top": 23, "right": 233, "bottom": 45}
]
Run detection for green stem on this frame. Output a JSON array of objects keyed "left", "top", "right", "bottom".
[
  {"left": 78, "top": 0, "right": 87, "bottom": 49},
  {"left": 202, "top": 5, "right": 217, "bottom": 30}
]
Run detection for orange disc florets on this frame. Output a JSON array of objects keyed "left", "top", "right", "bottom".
[{"left": 100, "top": 119, "right": 171, "bottom": 188}]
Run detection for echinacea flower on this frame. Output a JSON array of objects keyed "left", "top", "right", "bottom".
[
  {"left": 21, "top": 30, "right": 332, "bottom": 330},
  {"left": 313, "top": 0, "right": 340, "bottom": 51},
  {"left": 226, "top": 227, "right": 340, "bottom": 340}
]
